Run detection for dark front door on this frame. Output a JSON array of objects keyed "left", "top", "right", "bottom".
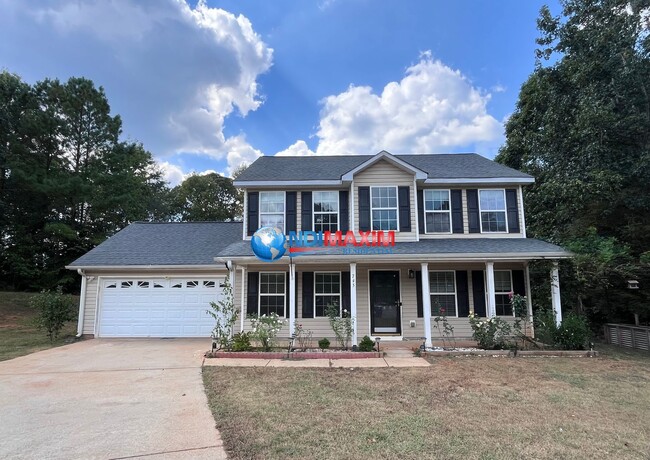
[{"left": 370, "top": 271, "right": 401, "bottom": 335}]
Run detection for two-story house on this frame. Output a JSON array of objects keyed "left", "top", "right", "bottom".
[{"left": 68, "top": 151, "right": 570, "bottom": 346}]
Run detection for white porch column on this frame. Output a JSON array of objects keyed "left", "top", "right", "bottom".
[
  {"left": 289, "top": 263, "right": 296, "bottom": 334},
  {"left": 550, "top": 261, "right": 562, "bottom": 326},
  {"left": 350, "top": 263, "right": 358, "bottom": 345},
  {"left": 421, "top": 263, "right": 432, "bottom": 347},
  {"left": 240, "top": 267, "right": 246, "bottom": 332},
  {"left": 76, "top": 270, "right": 87, "bottom": 337},
  {"left": 485, "top": 261, "right": 496, "bottom": 318}
]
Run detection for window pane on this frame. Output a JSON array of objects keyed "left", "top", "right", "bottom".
[
  {"left": 372, "top": 209, "right": 397, "bottom": 230},
  {"left": 315, "top": 295, "right": 340, "bottom": 317},
  {"left": 479, "top": 190, "right": 505, "bottom": 211},
  {"left": 260, "top": 192, "right": 285, "bottom": 212},
  {"left": 260, "top": 214, "right": 285, "bottom": 232},
  {"left": 494, "top": 271, "right": 512, "bottom": 293},
  {"left": 315, "top": 213, "right": 338, "bottom": 232},
  {"left": 371, "top": 187, "right": 397, "bottom": 208},
  {"left": 260, "top": 296, "right": 285, "bottom": 316},
  {"left": 481, "top": 211, "right": 506, "bottom": 232},
  {"left": 431, "top": 295, "right": 457, "bottom": 316},
  {"left": 260, "top": 273, "right": 285, "bottom": 294},
  {"left": 426, "top": 212, "right": 450, "bottom": 233},
  {"left": 495, "top": 294, "right": 512, "bottom": 316},
  {"left": 424, "top": 190, "right": 450, "bottom": 211},
  {"left": 313, "top": 191, "right": 338, "bottom": 213},
  {"left": 315, "top": 273, "right": 341, "bottom": 294},
  {"left": 430, "top": 272, "right": 455, "bottom": 294}
]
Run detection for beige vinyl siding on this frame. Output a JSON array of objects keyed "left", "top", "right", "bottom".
[
  {"left": 82, "top": 277, "right": 99, "bottom": 335},
  {"left": 353, "top": 160, "right": 417, "bottom": 242}
]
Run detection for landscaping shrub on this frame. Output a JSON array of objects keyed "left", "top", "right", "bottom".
[
  {"left": 554, "top": 313, "right": 591, "bottom": 350},
  {"left": 533, "top": 307, "right": 558, "bottom": 346},
  {"left": 30, "top": 287, "right": 76, "bottom": 342},
  {"left": 325, "top": 304, "right": 354, "bottom": 349},
  {"left": 357, "top": 335, "right": 375, "bottom": 352},
  {"left": 318, "top": 338, "right": 330, "bottom": 350},
  {"left": 250, "top": 313, "right": 286, "bottom": 351},
  {"left": 468, "top": 314, "right": 513, "bottom": 349},
  {"left": 206, "top": 276, "right": 238, "bottom": 350},
  {"left": 231, "top": 332, "right": 252, "bottom": 352}
]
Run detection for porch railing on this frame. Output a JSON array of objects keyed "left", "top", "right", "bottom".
[{"left": 605, "top": 323, "right": 650, "bottom": 352}]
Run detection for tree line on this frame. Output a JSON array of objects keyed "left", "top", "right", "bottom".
[
  {"left": 497, "top": 0, "right": 650, "bottom": 328},
  {"left": 0, "top": 72, "right": 242, "bottom": 291}
]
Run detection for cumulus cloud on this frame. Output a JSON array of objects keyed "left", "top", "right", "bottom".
[
  {"left": 278, "top": 53, "right": 502, "bottom": 156},
  {"left": 276, "top": 140, "right": 316, "bottom": 157},
  {"left": 0, "top": 0, "right": 272, "bottom": 174}
]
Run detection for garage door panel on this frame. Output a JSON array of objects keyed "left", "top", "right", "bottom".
[{"left": 99, "top": 277, "right": 224, "bottom": 337}]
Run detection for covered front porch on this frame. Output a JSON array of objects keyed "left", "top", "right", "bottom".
[{"left": 226, "top": 257, "right": 567, "bottom": 347}]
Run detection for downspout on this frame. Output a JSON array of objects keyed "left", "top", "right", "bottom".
[{"left": 76, "top": 269, "right": 87, "bottom": 338}]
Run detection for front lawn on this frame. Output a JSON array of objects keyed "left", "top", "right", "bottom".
[
  {"left": 0, "top": 291, "right": 78, "bottom": 361},
  {"left": 203, "top": 349, "right": 650, "bottom": 459}
]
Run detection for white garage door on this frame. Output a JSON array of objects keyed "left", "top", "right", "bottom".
[{"left": 98, "top": 277, "right": 225, "bottom": 337}]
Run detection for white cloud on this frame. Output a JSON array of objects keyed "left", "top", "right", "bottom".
[
  {"left": 278, "top": 53, "right": 503, "bottom": 156},
  {"left": 1, "top": 0, "right": 272, "bottom": 173},
  {"left": 276, "top": 140, "right": 316, "bottom": 157},
  {"left": 159, "top": 161, "right": 186, "bottom": 187}
]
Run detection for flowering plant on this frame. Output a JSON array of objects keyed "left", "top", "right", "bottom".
[
  {"left": 293, "top": 323, "right": 314, "bottom": 351},
  {"left": 250, "top": 313, "right": 286, "bottom": 351},
  {"left": 432, "top": 301, "right": 456, "bottom": 349},
  {"left": 468, "top": 312, "right": 513, "bottom": 350},
  {"left": 325, "top": 303, "right": 354, "bottom": 350},
  {"left": 206, "top": 276, "right": 238, "bottom": 351}
]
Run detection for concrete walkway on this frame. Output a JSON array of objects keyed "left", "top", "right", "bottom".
[
  {"left": 0, "top": 339, "right": 226, "bottom": 460},
  {"left": 204, "top": 356, "right": 430, "bottom": 368}
]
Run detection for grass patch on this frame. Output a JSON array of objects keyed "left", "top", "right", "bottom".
[
  {"left": 0, "top": 291, "right": 78, "bottom": 361},
  {"left": 203, "top": 351, "right": 650, "bottom": 459}
]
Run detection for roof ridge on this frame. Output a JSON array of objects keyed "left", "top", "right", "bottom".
[{"left": 132, "top": 221, "right": 242, "bottom": 224}]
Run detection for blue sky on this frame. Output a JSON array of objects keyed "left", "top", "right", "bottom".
[{"left": 0, "top": 0, "right": 561, "bottom": 184}]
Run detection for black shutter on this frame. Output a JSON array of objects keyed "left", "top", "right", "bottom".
[
  {"left": 286, "top": 192, "right": 297, "bottom": 233},
  {"left": 467, "top": 189, "right": 480, "bottom": 233},
  {"left": 246, "top": 272, "right": 259, "bottom": 316},
  {"left": 339, "top": 190, "right": 349, "bottom": 233},
  {"left": 341, "top": 271, "right": 350, "bottom": 313},
  {"left": 471, "top": 270, "right": 486, "bottom": 316},
  {"left": 451, "top": 189, "right": 464, "bottom": 234},
  {"left": 456, "top": 271, "right": 469, "bottom": 317},
  {"left": 247, "top": 192, "right": 259, "bottom": 236},
  {"left": 512, "top": 270, "right": 526, "bottom": 296},
  {"left": 416, "top": 271, "right": 423, "bottom": 318},
  {"left": 301, "top": 192, "right": 312, "bottom": 231},
  {"left": 417, "top": 189, "right": 425, "bottom": 233},
  {"left": 506, "top": 189, "right": 520, "bottom": 233},
  {"left": 302, "top": 272, "right": 314, "bottom": 318},
  {"left": 285, "top": 272, "right": 290, "bottom": 316},
  {"left": 398, "top": 186, "right": 411, "bottom": 232},
  {"left": 358, "top": 186, "right": 370, "bottom": 231}
]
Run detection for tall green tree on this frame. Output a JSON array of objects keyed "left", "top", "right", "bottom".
[
  {"left": 170, "top": 173, "right": 241, "bottom": 221},
  {"left": 497, "top": 0, "right": 650, "bottom": 325}
]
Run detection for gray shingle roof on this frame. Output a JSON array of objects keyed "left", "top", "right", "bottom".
[
  {"left": 68, "top": 222, "right": 243, "bottom": 267},
  {"left": 234, "top": 153, "right": 532, "bottom": 182},
  {"left": 217, "top": 238, "right": 570, "bottom": 258}
]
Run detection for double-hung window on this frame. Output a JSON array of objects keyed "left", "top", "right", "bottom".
[
  {"left": 494, "top": 270, "right": 513, "bottom": 316},
  {"left": 479, "top": 190, "right": 507, "bottom": 232},
  {"left": 259, "top": 191, "right": 285, "bottom": 232},
  {"left": 371, "top": 186, "right": 398, "bottom": 231},
  {"left": 314, "top": 272, "right": 341, "bottom": 317},
  {"left": 313, "top": 191, "right": 339, "bottom": 232},
  {"left": 259, "top": 272, "right": 286, "bottom": 317},
  {"left": 429, "top": 271, "right": 457, "bottom": 316},
  {"left": 424, "top": 190, "right": 451, "bottom": 233}
]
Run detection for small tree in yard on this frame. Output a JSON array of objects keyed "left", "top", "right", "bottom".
[
  {"left": 31, "top": 287, "right": 76, "bottom": 342},
  {"left": 325, "top": 304, "right": 354, "bottom": 350},
  {"left": 206, "top": 275, "right": 238, "bottom": 351}
]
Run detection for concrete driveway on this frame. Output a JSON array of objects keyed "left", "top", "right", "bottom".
[{"left": 0, "top": 339, "right": 227, "bottom": 460}]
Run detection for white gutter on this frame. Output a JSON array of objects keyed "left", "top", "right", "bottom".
[
  {"left": 423, "top": 177, "right": 535, "bottom": 184},
  {"left": 64, "top": 264, "right": 224, "bottom": 271},
  {"left": 76, "top": 269, "right": 86, "bottom": 338}
]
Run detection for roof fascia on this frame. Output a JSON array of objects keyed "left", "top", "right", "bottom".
[
  {"left": 233, "top": 179, "right": 343, "bottom": 187},
  {"left": 423, "top": 177, "right": 535, "bottom": 185},
  {"left": 65, "top": 264, "right": 224, "bottom": 271}
]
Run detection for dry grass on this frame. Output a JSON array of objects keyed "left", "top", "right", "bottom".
[
  {"left": 0, "top": 291, "right": 78, "bottom": 361},
  {"left": 203, "top": 348, "right": 650, "bottom": 459}
]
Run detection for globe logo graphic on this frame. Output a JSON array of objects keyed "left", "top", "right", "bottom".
[{"left": 251, "top": 227, "right": 286, "bottom": 262}]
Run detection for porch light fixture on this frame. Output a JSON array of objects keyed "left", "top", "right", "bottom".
[
  {"left": 408, "top": 269, "right": 415, "bottom": 279},
  {"left": 627, "top": 280, "right": 639, "bottom": 290}
]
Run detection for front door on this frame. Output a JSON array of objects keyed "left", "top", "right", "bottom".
[{"left": 369, "top": 271, "right": 401, "bottom": 335}]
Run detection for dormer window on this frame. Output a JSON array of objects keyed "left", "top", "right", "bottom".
[
  {"left": 259, "top": 191, "right": 285, "bottom": 232},
  {"left": 371, "top": 186, "right": 398, "bottom": 231},
  {"left": 313, "top": 191, "right": 339, "bottom": 232},
  {"left": 479, "top": 190, "right": 507, "bottom": 233}
]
